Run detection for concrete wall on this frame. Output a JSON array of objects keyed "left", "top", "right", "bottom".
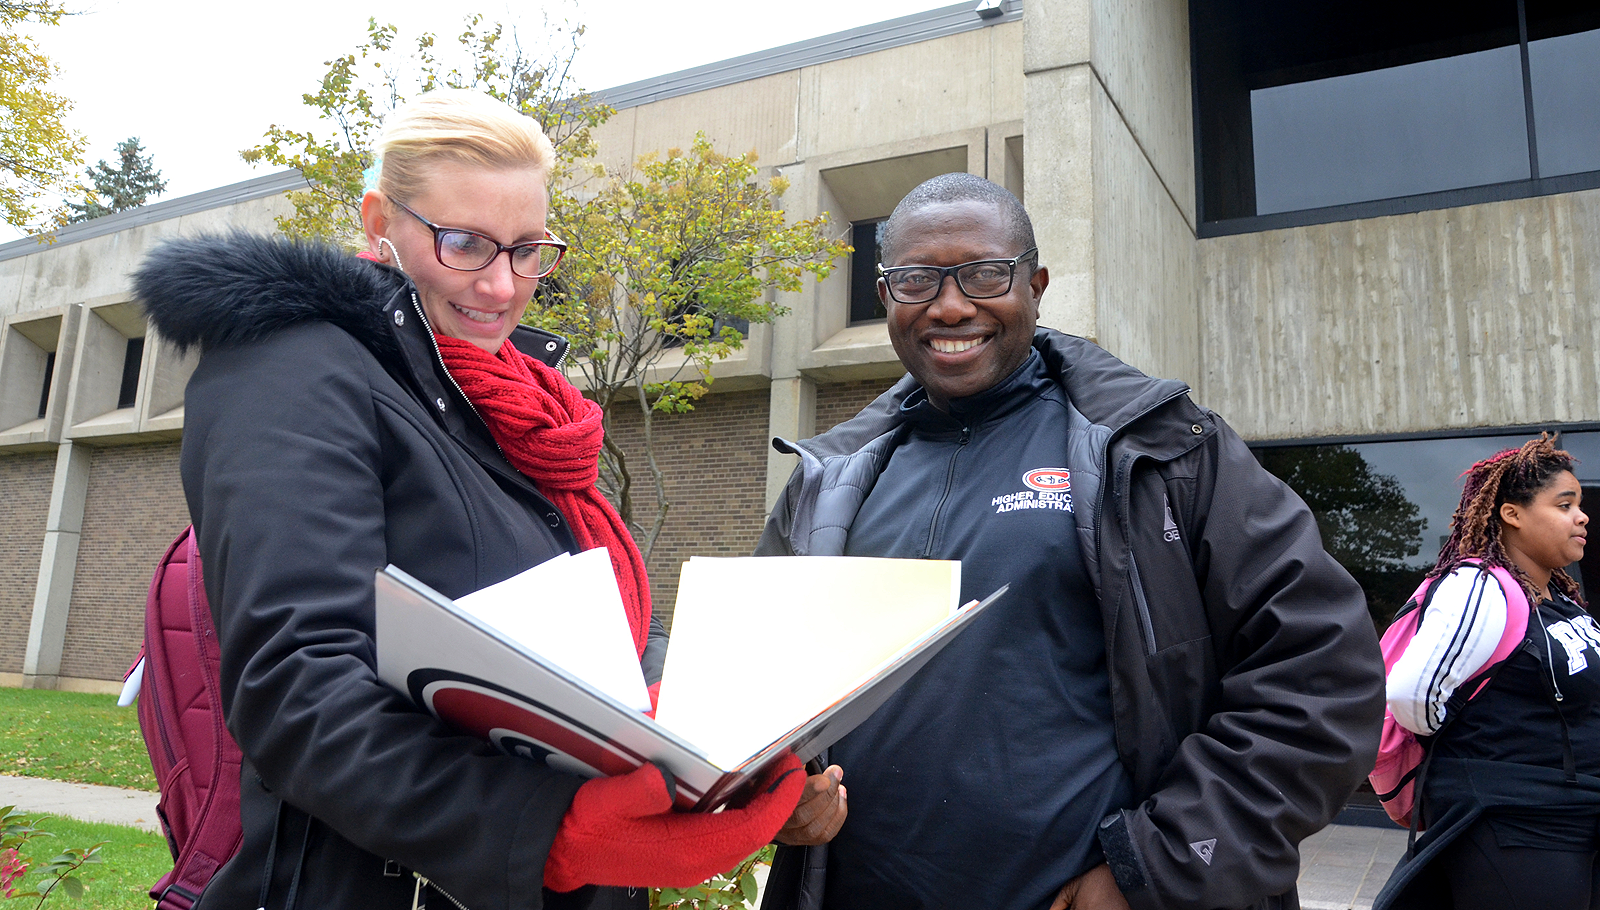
[
  {"left": 0, "top": 196, "right": 290, "bottom": 321},
  {"left": 1199, "top": 188, "right": 1600, "bottom": 439},
  {"left": 591, "top": 22, "right": 1023, "bottom": 176},
  {"left": 1023, "top": 0, "right": 1201, "bottom": 391},
  {"left": 588, "top": 20, "right": 1028, "bottom": 508}
]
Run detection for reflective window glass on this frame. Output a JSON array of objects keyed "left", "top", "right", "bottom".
[
  {"left": 1194, "top": 0, "right": 1600, "bottom": 229},
  {"left": 1256, "top": 432, "right": 1541, "bottom": 629},
  {"left": 1529, "top": 28, "right": 1600, "bottom": 178},
  {"left": 1251, "top": 47, "right": 1529, "bottom": 214},
  {"left": 1561, "top": 430, "right": 1600, "bottom": 603}
]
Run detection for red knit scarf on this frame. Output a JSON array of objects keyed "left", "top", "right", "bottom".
[{"left": 434, "top": 334, "right": 650, "bottom": 656}]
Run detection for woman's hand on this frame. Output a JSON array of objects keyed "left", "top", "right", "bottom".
[
  {"left": 773, "top": 764, "right": 847, "bottom": 846},
  {"left": 544, "top": 756, "right": 806, "bottom": 892}
]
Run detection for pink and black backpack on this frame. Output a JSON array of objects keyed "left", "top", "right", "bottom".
[
  {"left": 1369, "top": 558, "right": 1530, "bottom": 829},
  {"left": 122, "top": 526, "right": 244, "bottom": 910}
]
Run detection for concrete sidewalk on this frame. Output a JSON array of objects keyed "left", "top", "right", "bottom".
[
  {"left": 0, "top": 774, "right": 1411, "bottom": 909},
  {"left": 1, "top": 774, "right": 161, "bottom": 833},
  {"left": 1298, "top": 822, "right": 1409, "bottom": 910}
]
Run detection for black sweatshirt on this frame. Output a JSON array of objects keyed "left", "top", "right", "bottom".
[{"left": 828, "top": 352, "right": 1134, "bottom": 910}]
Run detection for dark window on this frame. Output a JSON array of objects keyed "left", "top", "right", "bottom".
[
  {"left": 658, "top": 308, "right": 749, "bottom": 350},
  {"left": 118, "top": 336, "right": 143, "bottom": 409},
  {"left": 654, "top": 259, "right": 751, "bottom": 350},
  {"left": 849, "top": 219, "right": 887, "bottom": 324},
  {"left": 37, "top": 351, "right": 55, "bottom": 419},
  {"left": 1193, "top": 0, "right": 1600, "bottom": 232},
  {"left": 1253, "top": 427, "right": 1597, "bottom": 631}
]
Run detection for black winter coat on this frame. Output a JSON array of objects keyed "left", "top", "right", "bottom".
[
  {"left": 136, "top": 235, "right": 665, "bottom": 910},
  {"left": 755, "top": 329, "right": 1386, "bottom": 910}
]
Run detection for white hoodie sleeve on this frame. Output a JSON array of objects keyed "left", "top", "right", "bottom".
[{"left": 1386, "top": 566, "right": 1508, "bottom": 735}]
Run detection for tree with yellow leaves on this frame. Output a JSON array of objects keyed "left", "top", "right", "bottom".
[
  {"left": 535, "top": 135, "right": 849, "bottom": 558},
  {"left": 0, "top": 0, "right": 87, "bottom": 233}
]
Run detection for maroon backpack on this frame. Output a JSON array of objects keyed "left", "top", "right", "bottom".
[{"left": 124, "top": 526, "right": 243, "bottom": 910}]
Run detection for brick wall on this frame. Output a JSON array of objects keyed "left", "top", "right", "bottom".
[
  {"left": 59, "top": 441, "right": 191, "bottom": 680},
  {"left": 602, "top": 389, "right": 771, "bottom": 625},
  {"left": 815, "top": 378, "right": 899, "bottom": 434},
  {"left": 0, "top": 451, "right": 56, "bottom": 674}
]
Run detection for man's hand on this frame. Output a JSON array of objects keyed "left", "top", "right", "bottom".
[
  {"left": 1049, "top": 864, "right": 1130, "bottom": 910},
  {"left": 772, "top": 764, "right": 846, "bottom": 846}
]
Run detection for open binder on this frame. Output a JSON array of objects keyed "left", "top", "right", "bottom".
[{"left": 375, "top": 554, "right": 1005, "bottom": 811}]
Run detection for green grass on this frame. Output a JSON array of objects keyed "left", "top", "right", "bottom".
[
  {"left": 6, "top": 814, "right": 170, "bottom": 909},
  {"left": 0, "top": 689, "right": 155, "bottom": 791}
]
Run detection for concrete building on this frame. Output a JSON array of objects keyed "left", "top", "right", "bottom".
[{"left": 3, "top": 0, "right": 1597, "bottom": 690}]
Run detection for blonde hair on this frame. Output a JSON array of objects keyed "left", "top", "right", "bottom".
[{"left": 374, "top": 89, "right": 556, "bottom": 203}]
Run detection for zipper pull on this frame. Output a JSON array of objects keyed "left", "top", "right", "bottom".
[{"left": 959, "top": 426, "right": 970, "bottom": 445}]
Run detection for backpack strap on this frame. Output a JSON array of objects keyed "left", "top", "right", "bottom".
[{"left": 155, "top": 527, "right": 245, "bottom": 910}]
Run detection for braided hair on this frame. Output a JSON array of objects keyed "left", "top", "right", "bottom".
[{"left": 1431, "top": 433, "right": 1584, "bottom": 605}]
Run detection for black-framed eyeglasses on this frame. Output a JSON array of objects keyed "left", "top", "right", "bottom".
[
  {"left": 876, "top": 248, "right": 1039, "bottom": 305},
  {"left": 394, "top": 200, "right": 567, "bottom": 280}
]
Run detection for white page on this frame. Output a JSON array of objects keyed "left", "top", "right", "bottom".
[
  {"left": 655, "top": 556, "right": 959, "bottom": 769},
  {"left": 454, "top": 548, "right": 651, "bottom": 712}
]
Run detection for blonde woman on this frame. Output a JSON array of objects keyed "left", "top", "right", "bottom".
[{"left": 135, "top": 90, "right": 804, "bottom": 910}]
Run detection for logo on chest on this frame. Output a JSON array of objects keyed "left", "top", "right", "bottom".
[
  {"left": 992, "top": 468, "right": 1074, "bottom": 514},
  {"left": 1547, "top": 613, "right": 1600, "bottom": 675}
]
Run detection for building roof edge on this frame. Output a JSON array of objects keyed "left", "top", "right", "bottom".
[
  {"left": 593, "top": 0, "right": 1022, "bottom": 111},
  {"left": 0, "top": 169, "right": 307, "bottom": 263}
]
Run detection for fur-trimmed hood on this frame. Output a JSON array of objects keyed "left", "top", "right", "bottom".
[{"left": 134, "top": 232, "right": 409, "bottom": 362}]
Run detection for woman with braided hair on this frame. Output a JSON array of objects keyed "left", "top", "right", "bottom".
[
  {"left": 1376, "top": 435, "right": 1596, "bottom": 910},
  {"left": 133, "top": 89, "right": 823, "bottom": 910}
]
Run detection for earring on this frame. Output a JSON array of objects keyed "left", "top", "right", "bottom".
[{"left": 378, "top": 238, "right": 405, "bottom": 272}]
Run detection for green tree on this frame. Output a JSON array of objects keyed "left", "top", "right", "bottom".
[
  {"left": 0, "top": 0, "right": 87, "bottom": 233},
  {"left": 1257, "top": 445, "right": 1429, "bottom": 628},
  {"left": 241, "top": 15, "right": 605, "bottom": 247},
  {"left": 533, "top": 135, "right": 849, "bottom": 557},
  {"left": 245, "top": 17, "right": 851, "bottom": 560},
  {"left": 66, "top": 136, "right": 166, "bottom": 222}
]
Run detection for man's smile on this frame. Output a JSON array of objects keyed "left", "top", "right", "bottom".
[{"left": 931, "top": 337, "right": 987, "bottom": 354}]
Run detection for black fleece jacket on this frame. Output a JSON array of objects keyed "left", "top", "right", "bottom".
[
  {"left": 756, "top": 330, "right": 1386, "bottom": 910},
  {"left": 136, "top": 234, "right": 663, "bottom": 910}
]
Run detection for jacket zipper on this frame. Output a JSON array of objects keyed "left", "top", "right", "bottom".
[
  {"left": 1097, "top": 388, "right": 1196, "bottom": 660},
  {"left": 1115, "top": 452, "right": 1160, "bottom": 657},
  {"left": 408, "top": 291, "right": 514, "bottom": 468},
  {"left": 921, "top": 425, "right": 971, "bottom": 558},
  {"left": 1126, "top": 551, "right": 1159, "bottom": 656},
  {"left": 413, "top": 873, "right": 471, "bottom": 910}
]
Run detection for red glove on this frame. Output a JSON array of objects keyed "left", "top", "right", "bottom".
[{"left": 543, "top": 753, "right": 805, "bottom": 892}]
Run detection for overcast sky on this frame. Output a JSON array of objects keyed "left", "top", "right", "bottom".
[{"left": 8, "top": 0, "right": 938, "bottom": 240}]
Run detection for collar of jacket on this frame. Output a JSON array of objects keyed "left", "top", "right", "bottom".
[
  {"left": 378, "top": 268, "right": 576, "bottom": 499},
  {"left": 135, "top": 232, "right": 577, "bottom": 538},
  {"left": 789, "top": 327, "right": 1198, "bottom": 463}
]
